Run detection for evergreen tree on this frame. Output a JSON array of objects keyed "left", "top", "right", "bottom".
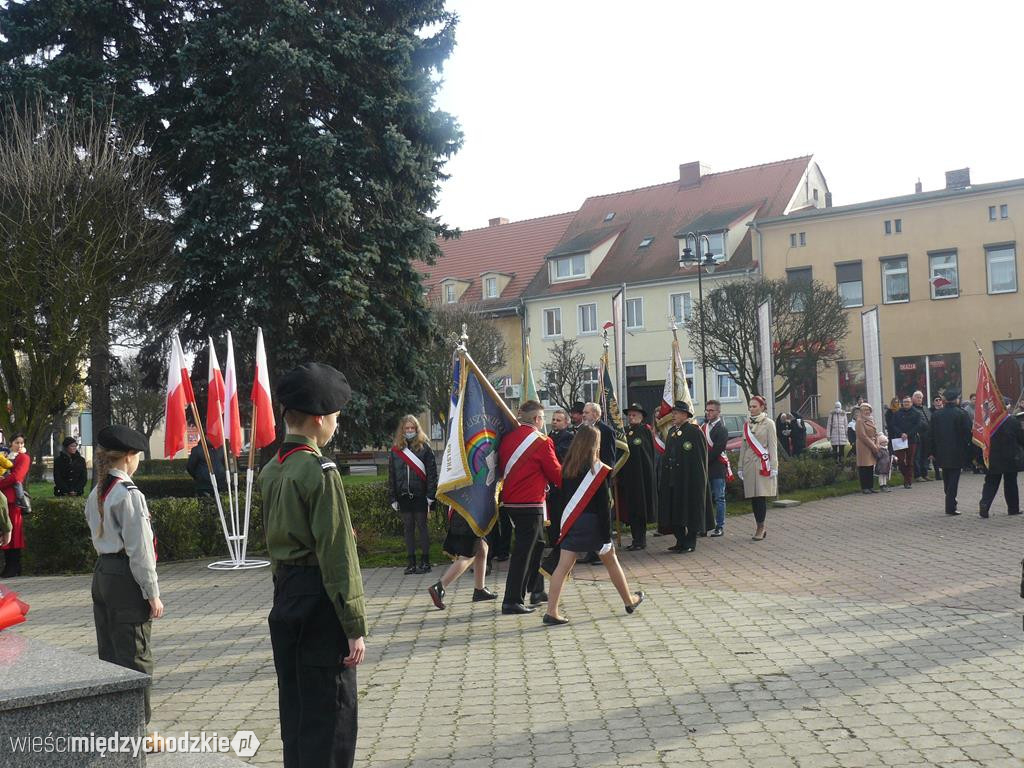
[{"left": 152, "top": 0, "right": 461, "bottom": 448}]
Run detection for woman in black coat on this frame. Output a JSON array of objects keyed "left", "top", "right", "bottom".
[
  {"left": 54, "top": 437, "right": 88, "bottom": 496},
  {"left": 388, "top": 415, "right": 438, "bottom": 574},
  {"left": 979, "top": 414, "right": 1024, "bottom": 517}
]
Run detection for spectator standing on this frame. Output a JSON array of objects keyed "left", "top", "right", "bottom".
[
  {"left": 912, "top": 391, "right": 932, "bottom": 481},
  {"left": 855, "top": 403, "right": 880, "bottom": 493},
  {"left": 826, "top": 402, "right": 848, "bottom": 465},
  {"left": 875, "top": 434, "right": 893, "bottom": 492},
  {"left": 776, "top": 413, "right": 794, "bottom": 457},
  {"left": 928, "top": 397, "right": 945, "bottom": 481},
  {"left": 0, "top": 433, "right": 30, "bottom": 577},
  {"left": 738, "top": 396, "right": 778, "bottom": 542},
  {"left": 388, "top": 415, "right": 438, "bottom": 575},
  {"left": 186, "top": 443, "right": 227, "bottom": 498},
  {"left": 891, "top": 397, "right": 924, "bottom": 489},
  {"left": 703, "top": 399, "right": 730, "bottom": 537},
  {"left": 978, "top": 405, "right": 1024, "bottom": 517},
  {"left": 963, "top": 393, "right": 984, "bottom": 473},
  {"left": 884, "top": 397, "right": 900, "bottom": 439},
  {"left": 54, "top": 437, "right": 88, "bottom": 497},
  {"left": 927, "top": 388, "right": 973, "bottom": 516}
]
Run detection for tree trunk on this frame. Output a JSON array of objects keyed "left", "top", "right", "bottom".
[{"left": 88, "top": 302, "right": 112, "bottom": 482}]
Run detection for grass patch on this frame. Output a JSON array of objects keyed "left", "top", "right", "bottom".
[{"left": 772, "top": 477, "right": 862, "bottom": 504}]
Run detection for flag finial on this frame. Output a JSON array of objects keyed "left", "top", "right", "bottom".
[
  {"left": 458, "top": 323, "right": 469, "bottom": 351},
  {"left": 602, "top": 327, "right": 610, "bottom": 350}
]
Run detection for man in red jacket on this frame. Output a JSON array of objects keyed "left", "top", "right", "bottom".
[{"left": 499, "top": 400, "right": 562, "bottom": 614}]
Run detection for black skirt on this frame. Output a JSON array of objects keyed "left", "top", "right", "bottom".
[
  {"left": 560, "top": 513, "right": 608, "bottom": 554},
  {"left": 442, "top": 510, "right": 481, "bottom": 559}
]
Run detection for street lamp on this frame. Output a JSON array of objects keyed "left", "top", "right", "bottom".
[{"left": 679, "top": 232, "right": 717, "bottom": 408}]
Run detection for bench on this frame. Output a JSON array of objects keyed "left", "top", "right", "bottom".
[{"left": 334, "top": 450, "right": 389, "bottom": 476}]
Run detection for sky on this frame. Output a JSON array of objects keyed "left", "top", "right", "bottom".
[{"left": 434, "top": 0, "right": 1024, "bottom": 231}]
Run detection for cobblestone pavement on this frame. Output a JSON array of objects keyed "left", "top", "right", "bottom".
[{"left": 10, "top": 473, "right": 1024, "bottom": 767}]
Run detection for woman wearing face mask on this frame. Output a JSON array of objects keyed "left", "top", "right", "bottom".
[{"left": 388, "top": 415, "right": 438, "bottom": 574}]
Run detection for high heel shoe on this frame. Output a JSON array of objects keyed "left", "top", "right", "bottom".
[
  {"left": 625, "top": 591, "right": 645, "bottom": 614},
  {"left": 752, "top": 529, "right": 766, "bottom": 541}
]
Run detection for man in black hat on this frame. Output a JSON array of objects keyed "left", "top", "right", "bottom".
[
  {"left": 53, "top": 436, "right": 87, "bottom": 496},
  {"left": 259, "top": 362, "right": 366, "bottom": 768},
  {"left": 657, "top": 401, "right": 712, "bottom": 553},
  {"left": 926, "top": 388, "right": 973, "bottom": 516},
  {"left": 619, "top": 403, "right": 656, "bottom": 550}
]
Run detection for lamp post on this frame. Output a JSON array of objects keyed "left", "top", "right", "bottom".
[{"left": 679, "top": 232, "right": 717, "bottom": 408}]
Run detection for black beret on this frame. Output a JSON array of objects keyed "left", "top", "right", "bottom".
[
  {"left": 671, "top": 400, "right": 693, "bottom": 415},
  {"left": 944, "top": 388, "right": 961, "bottom": 401},
  {"left": 97, "top": 425, "right": 148, "bottom": 453},
  {"left": 277, "top": 363, "right": 352, "bottom": 415},
  {"left": 625, "top": 402, "right": 647, "bottom": 417},
  {"left": 570, "top": 401, "right": 586, "bottom": 414},
  {"left": 62, "top": 436, "right": 78, "bottom": 448}
]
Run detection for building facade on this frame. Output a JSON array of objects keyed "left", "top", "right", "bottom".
[{"left": 755, "top": 169, "right": 1024, "bottom": 412}]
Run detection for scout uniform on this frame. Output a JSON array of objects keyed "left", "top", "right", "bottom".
[
  {"left": 259, "top": 362, "right": 366, "bottom": 768},
  {"left": 84, "top": 425, "right": 159, "bottom": 723}
]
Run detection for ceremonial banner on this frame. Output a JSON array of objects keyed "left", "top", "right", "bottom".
[
  {"left": 655, "top": 329, "right": 694, "bottom": 452},
  {"left": 598, "top": 348, "right": 630, "bottom": 475},
  {"left": 522, "top": 338, "right": 539, "bottom": 404},
  {"left": 612, "top": 286, "right": 626, "bottom": 402},
  {"left": 757, "top": 299, "right": 775, "bottom": 419},
  {"left": 862, "top": 308, "right": 883, "bottom": 422},
  {"left": 972, "top": 352, "right": 1009, "bottom": 467},
  {"left": 437, "top": 351, "right": 519, "bottom": 536}
]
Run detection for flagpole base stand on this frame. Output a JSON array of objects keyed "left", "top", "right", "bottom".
[{"left": 207, "top": 559, "right": 271, "bottom": 571}]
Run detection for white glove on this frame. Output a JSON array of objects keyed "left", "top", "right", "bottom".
[
  {"left": 771, "top": 468, "right": 778, "bottom": 479},
  {"left": 738, "top": 470, "right": 744, "bottom": 481},
  {"left": 391, "top": 501, "right": 399, "bottom": 511}
]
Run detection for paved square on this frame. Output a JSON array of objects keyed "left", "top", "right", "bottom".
[{"left": 10, "top": 474, "right": 1024, "bottom": 766}]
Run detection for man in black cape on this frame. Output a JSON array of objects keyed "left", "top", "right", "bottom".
[
  {"left": 657, "top": 400, "right": 713, "bottom": 553},
  {"left": 620, "top": 403, "right": 656, "bottom": 550}
]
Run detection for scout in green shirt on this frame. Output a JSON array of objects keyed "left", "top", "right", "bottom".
[
  {"left": 260, "top": 362, "right": 365, "bottom": 768},
  {"left": 0, "top": 494, "right": 11, "bottom": 547}
]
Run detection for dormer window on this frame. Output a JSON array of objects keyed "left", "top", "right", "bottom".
[
  {"left": 638, "top": 236, "right": 654, "bottom": 248},
  {"left": 604, "top": 212, "right": 615, "bottom": 222},
  {"left": 444, "top": 284, "right": 456, "bottom": 303},
  {"left": 484, "top": 276, "right": 498, "bottom": 298},
  {"left": 552, "top": 254, "right": 586, "bottom": 280}
]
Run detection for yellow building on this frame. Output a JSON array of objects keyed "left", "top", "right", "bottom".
[{"left": 754, "top": 169, "right": 1024, "bottom": 414}]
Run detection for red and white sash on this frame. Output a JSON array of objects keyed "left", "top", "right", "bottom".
[
  {"left": 702, "top": 421, "right": 734, "bottom": 480},
  {"left": 653, "top": 429, "right": 666, "bottom": 455},
  {"left": 392, "top": 446, "right": 427, "bottom": 482},
  {"left": 502, "top": 428, "right": 544, "bottom": 479},
  {"left": 743, "top": 421, "right": 772, "bottom": 477},
  {"left": 555, "top": 462, "right": 612, "bottom": 545}
]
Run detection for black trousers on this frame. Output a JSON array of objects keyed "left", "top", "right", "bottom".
[
  {"left": 751, "top": 497, "right": 768, "bottom": 525},
  {"left": 630, "top": 513, "right": 647, "bottom": 547},
  {"left": 270, "top": 565, "right": 357, "bottom": 768},
  {"left": 673, "top": 525, "right": 696, "bottom": 550},
  {"left": 1, "top": 548, "right": 22, "bottom": 578},
  {"left": 398, "top": 496, "right": 429, "bottom": 559},
  {"left": 981, "top": 472, "right": 1020, "bottom": 514},
  {"left": 941, "top": 468, "right": 962, "bottom": 515},
  {"left": 92, "top": 554, "right": 153, "bottom": 723},
  {"left": 488, "top": 505, "right": 513, "bottom": 559},
  {"left": 502, "top": 508, "right": 544, "bottom": 606},
  {"left": 857, "top": 466, "right": 875, "bottom": 490}
]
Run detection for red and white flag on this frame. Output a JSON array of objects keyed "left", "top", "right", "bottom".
[
  {"left": 164, "top": 338, "right": 189, "bottom": 458},
  {"left": 206, "top": 337, "right": 226, "bottom": 449},
  {"left": 223, "top": 331, "right": 243, "bottom": 458},
  {"left": 972, "top": 353, "right": 1009, "bottom": 467},
  {"left": 250, "top": 328, "right": 276, "bottom": 449},
  {"left": 173, "top": 335, "right": 197, "bottom": 407}
]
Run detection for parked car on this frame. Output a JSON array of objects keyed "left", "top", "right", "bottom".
[{"left": 726, "top": 417, "right": 828, "bottom": 452}]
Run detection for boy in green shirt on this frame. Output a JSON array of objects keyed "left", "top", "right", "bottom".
[{"left": 259, "top": 362, "right": 366, "bottom": 768}]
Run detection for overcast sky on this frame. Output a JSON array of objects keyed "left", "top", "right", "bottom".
[{"left": 435, "top": 0, "right": 1024, "bottom": 230}]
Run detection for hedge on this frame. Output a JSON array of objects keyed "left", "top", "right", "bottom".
[
  {"left": 139, "top": 458, "right": 190, "bottom": 476},
  {"left": 722, "top": 450, "right": 856, "bottom": 501}
]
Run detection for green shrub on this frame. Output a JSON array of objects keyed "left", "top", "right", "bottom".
[
  {"left": 23, "top": 498, "right": 96, "bottom": 574},
  {"left": 132, "top": 475, "right": 198, "bottom": 498},
  {"left": 139, "top": 459, "right": 190, "bottom": 476}
]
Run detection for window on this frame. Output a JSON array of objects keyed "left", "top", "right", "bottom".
[
  {"left": 716, "top": 364, "right": 740, "bottom": 402},
  {"left": 838, "top": 360, "right": 866, "bottom": 407},
  {"left": 929, "top": 251, "right": 959, "bottom": 299},
  {"left": 626, "top": 365, "right": 647, "bottom": 382},
  {"left": 670, "top": 292, "right": 692, "bottom": 323},
  {"left": 787, "top": 267, "right": 812, "bottom": 311},
  {"left": 894, "top": 219, "right": 902, "bottom": 233},
  {"left": 604, "top": 212, "right": 615, "bottom": 222},
  {"left": 705, "top": 232, "right": 726, "bottom": 261},
  {"left": 790, "top": 233, "right": 797, "bottom": 247},
  {"left": 683, "top": 361, "right": 695, "bottom": 400},
  {"left": 1001, "top": 204, "right": 1009, "bottom": 219},
  {"left": 884, "top": 220, "right": 892, "bottom": 235},
  {"left": 582, "top": 367, "right": 599, "bottom": 402},
  {"left": 638, "top": 236, "right": 654, "bottom": 248},
  {"left": 543, "top": 308, "right": 562, "bottom": 338},
  {"left": 893, "top": 354, "right": 962, "bottom": 401},
  {"left": 987, "top": 244, "right": 1017, "bottom": 294},
  {"left": 989, "top": 206, "right": 997, "bottom": 222},
  {"left": 625, "top": 297, "right": 644, "bottom": 329},
  {"left": 578, "top": 303, "right": 598, "bottom": 335},
  {"left": 799, "top": 232, "right": 806, "bottom": 246},
  {"left": 553, "top": 254, "right": 586, "bottom": 280},
  {"left": 484, "top": 277, "right": 498, "bottom": 298},
  {"left": 444, "top": 283, "right": 456, "bottom": 304},
  {"left": 882, "top": 257, "right": 909, "bottom": 303},
  {"left": 836, "top": 262, "right": 863, "bottom": 308}
]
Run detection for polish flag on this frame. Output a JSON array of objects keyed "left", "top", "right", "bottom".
[
  {"left": 173, "top": 335, "right": 197, "bottom": 406},
  {"left": 223, "top": 332, "right": 243, "bottom": 457},
  {"left": 206, "top": 337, "right": 226, "bottom": 449},
  {"left": 250, "top": 328, "right": 276, "bottom": 449},
  {"left": 163, "top": 339, "right": 189, "bottom": 459}
]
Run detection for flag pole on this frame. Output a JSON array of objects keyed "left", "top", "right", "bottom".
[
  {"left": 212, "top": 395, "right": 240, "bottom": 560},
  {"left": 241, "top": 401, "right": 258, "bottom": 565},
  {"left": 604, "top": 329, "right": 622, "bottom": 549}
]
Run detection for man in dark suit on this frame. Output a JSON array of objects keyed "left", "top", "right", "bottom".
[
  {"left": 927, "top": 388, "right": 973, "bottom": 515},
  {"left": 703, "top": 399, "right": 730, "bottom": 536}
]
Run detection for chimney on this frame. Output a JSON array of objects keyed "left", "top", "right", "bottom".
[
  {"left": 914, "top": 179, "right": 923, "bottom": 194},
  {"left": 488, "top": 217, "right": 509, "bottom": 227},
  {"left": 678, "top": 161, "right": 707, "bottom": 188},
  {"left": 825, "top": 191, "right": 833, "bottom": 208},
  {"left": 945, "top": 168, "right": 971, "bottom": 190}
]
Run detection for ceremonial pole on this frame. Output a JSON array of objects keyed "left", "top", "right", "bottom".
[{"left": 604, "top": 329, "right": 622, "bottom": 549}]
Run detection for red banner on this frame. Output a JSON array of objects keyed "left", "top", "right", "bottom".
[{"left": 972, "top": 354, "right": 1009, "bottom": 467}]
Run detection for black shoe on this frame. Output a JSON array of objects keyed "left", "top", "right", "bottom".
[
  {"left": 404, "top": 559, "right": 417, "bottom": 575},
  {"left": 529, "top": 591, "right": 548, "bottom": 605},
  {"left": 903, "top": 484, "right": 912, "bottom": 490},
  {"left": 417, "top": 558, "right": 432, "bottom": 574},
  {"left": 501, "top": 603, "right": 535, "bottom": 615},
  {"left": 667, "top": 545, "right": 684, "bottom": 553},
  {"left": 543, "top": 613, "right": 569, "bottom": 626},
  {"left": 1009, "top": 510, "right": 1021, "bottom": 516},
  {"left": 682, "top": 546, "right": 695, "bottom": 553},
  {"left": 472, "top": 587, "right": 497, "bottom": 602},
  {"left": 428, "top": 581, "right": 446, "bottom": 609},
  {"left": 979, "top": 509, "right": 990, "bottom": 519},
  {"left": 494, "top": 554, "right": 510, "bottom": 562},
  {"left": 946, "top": 510, "right": 962, "bottom": 516},
  {"left": 625, "top": 591, "right": 645, "bottom": 614}
]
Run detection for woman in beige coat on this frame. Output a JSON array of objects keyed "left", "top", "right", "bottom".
[
  {"left": 738, "top": 395, "right": 779, "bottom": 541},
  {"left": 855, "top": 403, "right": 880, "bottom": 493}
]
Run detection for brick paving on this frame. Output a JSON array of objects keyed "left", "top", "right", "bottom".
[{"left": 9, "top": 473, "right": 1024, "bottom": 767}]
